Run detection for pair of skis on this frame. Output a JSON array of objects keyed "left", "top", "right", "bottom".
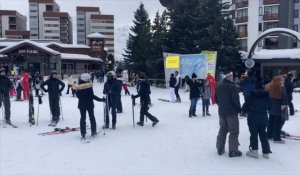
[
  {"left": 39, "top": 127, "right": 84, "bottom": 136},
  {"left": 281, "top": 132, "right": 300, "bottom": 140}
]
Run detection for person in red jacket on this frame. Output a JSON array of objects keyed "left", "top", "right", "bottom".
[
  {"left": 21, "top": 69, "right": 30, "bottom": 100},
  {"left": 206, "top": 73, "right": 216, "bottom": 105}
]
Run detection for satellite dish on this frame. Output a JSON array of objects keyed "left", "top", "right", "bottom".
[{"left": 245, "top": 59, "right": 255, "bottom": 69}]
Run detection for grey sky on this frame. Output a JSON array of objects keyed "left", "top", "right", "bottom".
[{"left": 0, "top": 0, "right": 165, "bottom": 27}]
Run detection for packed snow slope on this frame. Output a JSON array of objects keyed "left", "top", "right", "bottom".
[{"left": 1, "top": 83, "right": 300, "bottom": 175}]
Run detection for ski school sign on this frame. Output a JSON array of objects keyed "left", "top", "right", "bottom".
[{"left": 163, "top": 51, "right": 217, "bottom": 87}]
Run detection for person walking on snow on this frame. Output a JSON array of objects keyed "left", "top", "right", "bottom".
[
  {"left": 169, "top": 73, "right": 177, "bottom": 103},
  {"left": 215, "top": 71, "right": 242, "bottom": 157},
  {"left": 206, "top": 73, "right": 216, "bottom": 105},
  {"left": 132, "top": 73, "right": 159, "bottom": 127},
  {"left": 201, "top": 80, "right": 212, "bottom": 116},
  {"left": 76, "top": 73, "right": 106, "bottom": 139},
  {"left": 174, "top": 71, "right": 181, "bottom": 102},
  {"left": 0, "top": 68, "right": 13, "bottom": 124},
  {"left": 243, "top": 79, "right": 272, "bottom": 159},
  {"left": 185, "top": 73, "right": 201, "bottom": 117},
  {"left": 284, "top": 73, "right": 295, "bottom": 116},
  {"left": 41, "top": 71, "right": 65, "bottom": 126}
]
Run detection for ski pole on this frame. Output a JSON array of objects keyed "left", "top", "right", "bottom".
[
  {"left": 103, "top": 96, "right": 106, "bottom": 135},
  {"left": 59, "top": 97, "right": 63, "bottom": 120},
  {"left": 132, "top": 98, "right": 135, "bottom": 128},
  {"left": 37, "top": 100, "right": 39, "bottom": 126}
]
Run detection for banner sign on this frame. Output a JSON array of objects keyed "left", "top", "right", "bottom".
[
  {"left": 202, "top": 51, "right": 217, "bottom": 77},
  {"left": 166, "top": 55, "right": 180, "bottom": 68},
  {"left": 180, "top": 54, "right": 206, "bottom": 79}
]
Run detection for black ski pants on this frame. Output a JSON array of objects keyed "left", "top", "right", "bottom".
[
  {"left": 140, "top": 101, "right": 158, "bottom": 123},
  {"left": 117, "top": 95, "right": 123, "bottom": 112},
  {"left": 288, "top": 94, "right": 294, "bottom": 115},
  {"left": 105, "top": 98, "right": 117, "bottom": 126},
  {"left": 80, "top": 108, "right": 96, "bottom": 137},
  {"left": 49, "top": 95, "right": 60, "bottom": 121},
  {"left": 66, "top": 85, "right": 72, "bottom": 94},
  {"left": 267, "top": 114, "right": 285, "bottom": 141},
  {"left": 247, "top": 118, "right": 271, "bottom": 154},
  {"left": 175, "top": 86, "right": 180, "bottom": 100},
  {"left": 0, "top": 93, "right": 11, "bottom": 121}
]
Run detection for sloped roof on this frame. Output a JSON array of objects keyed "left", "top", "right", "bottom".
[
  {"left": 0, "top": 40, "right": 60, "bottom": 55},
  {"left": 60, "top": 53, "right": 103, "bottom": 62},
  {"left": 46, "top": 42, "right": 90, "bottom": 49},
  {"left": 87, "top": 32, "right": 106, "bottom": 39}
]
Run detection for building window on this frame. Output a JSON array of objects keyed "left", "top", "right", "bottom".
[
  {"left": 264, "top": 37, "right": 278, "bottom": 49},
  {"left": 259, "top": 23, "right": 262, "bottom": 31},
  {"left": 46, "top": 5, "right": 53, "bottom": 11},
  {"left": 294, "top": 24, "right": 298, "bottom": 32},
  {"left": 263, "top": 22, "right": 279, "bottom": 30},
  {"left": 44, "top": 24, "right": 59, "bottom": 27},
  {"left": 294, "top": 9, "right": 299, "bottom": 18},
  {"left": 9, "top": 16, "right": 16, "bottom": 24},
  {"left": 30, "top": 16, "right": 38, "bottom": 19},
  {"left": 44, "top": 18, "right": 59, "bottom": 21},
  {"left": 264, "top": 6, "right": 278, "bottom": 15},
  {"left": 239, "top": 39, "right": 247, "bottom": 51},
  {"left": 30, "top": 3, "right": 37, "bottom": 6},
  {"left": 259, "top": 7, "right": 263, "bottom": 16},
  {"left": 237, "top": 25, "right": 247, "bottom": 38},
  {"left": 237, "top": 9, "right": 248, "bottom": 18}
]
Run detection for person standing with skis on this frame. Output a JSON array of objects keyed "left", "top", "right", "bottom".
[
  {"left": 21, "top": 69, "right": 30, "bottom": 100},
  {"left": 76, "top": 73, "right": 106, "bottom": 139},
  {"left": 41, "top": 71, "right": 65, "bottom": 126},
  {"left": 0, "top": 68, "right": 13, "bottom": 124},
  {"left": 103, "top": 71, "right": 122, "bottom": 129},
  {"left": 174, "top": 71, "right": 181, "bottom": 102},
  {"left": 131, "top": 73, "right": 159, "bottom": 127}
]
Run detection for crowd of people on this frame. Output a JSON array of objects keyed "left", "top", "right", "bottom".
[{"left": 0, "top": 64, "right": 298, "bottom": 156}]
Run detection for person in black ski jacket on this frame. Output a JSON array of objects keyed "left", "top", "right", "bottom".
[
  {"left": 285, "top": 73, "right": 294, "bottom": 116},
  {"left": 132, "top": 73, "right": 159, "bottom": 127},
  {"left": 185, "top": 73, "right": 201, "bottom": 117},
  {"left": 243, "top": 79, "right": 272, "bottom": 159},
  {"left": 116, "top": 73, "right": 123, "bottom": 113},
  {"left": 0, "top": 68, "right": 13, "bottom": 124},
  {"left": 76, "top": 73, "right": 105, "bottom": 139},
  {"left": 169, "top": 73, "right": 176, "bottom": 103},
  {"left": 103, "top": 71, "right": 122, "bottom": 129},
  {"left": 41, "top": 71, "right": 65, "bottom": 125}
]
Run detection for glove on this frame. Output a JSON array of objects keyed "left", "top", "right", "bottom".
[
  {"left": 131, "top": 95, "right": 135, "bottom": 100},
  {"left": 102, "top": 97, "right": 106, "bottom": 102}
]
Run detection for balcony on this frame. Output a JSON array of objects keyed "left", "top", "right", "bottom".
[
  {"left": 236, "top": 16, "right": 248, "bottom": 23},
  {"left": 236, "top": 1, "right": 248, "bottom": 9},
  {"left": 263, "top": 14, "right": 279, "bottom": 21},
  {"left": 240, "top": 47, "right": 248, "bottom": 52},
  {"left": 263, "top": 0, "right": 279, "bottom": 5},
  {"left": 238, "top": 32, "right": 248, "bottom": 38}
]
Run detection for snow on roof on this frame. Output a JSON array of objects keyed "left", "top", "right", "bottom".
[
  {"left": 60, "top": 53, "right": 103, "bottom": 62},
  {"left": 0, "top": 40, "right": 60, "bottom": 55},
  {"left": 104, "top": 47, "right": 108, "bottom": 52},
  {"left": 46, "top": 42, "right": 90, "bottom": 49},
  {"left": 0, "top": 41, "right": 18, "bottom": 48},
  {"left": 87, "top": 32, "right": 106, "bottom": 39},
  {"left": 252, "top": 49, "right": 300, "bottom": 60},
  {"left": 261, "top": 28, "right": 300, "bottom": 40}
]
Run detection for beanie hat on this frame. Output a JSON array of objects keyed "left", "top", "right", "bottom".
[
  {"left": 223, "top": 70, "right": 233, "bottom": 78},
  {"left": 80, "top": 73, "right": 91, "bottom": 82},
  {"left": 140, "top": 72, "right": 147, "bottom": 79},
  {"left": 107, "top": 71, "right": 116, "bottom": 78},
  {"left": 192, "top": 73, "right": 197, "bottom": 79}
]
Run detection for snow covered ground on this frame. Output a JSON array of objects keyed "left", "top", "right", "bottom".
[{"left": 1, "top": 83, "right": 300, "bottom": 175}]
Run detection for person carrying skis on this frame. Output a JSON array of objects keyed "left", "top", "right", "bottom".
[
  {"left": 185, "top": 73, "right": 201, "bottom": 117},
  {"left": 243, "top": 79, "right": 272, "bottom": 159},
  {"left": 103, "top": 71, "right": 122, "bottom": 129},
  {"left": 0, "top": 68, "right": 13, "bottom": 124},
  {"left": 76, "top": 73, "right": 106, "bottom": 139},
  {"left": 215, "top": 71, "right": 242, "bottom": 157},
  {"left": 41, "top": 71, "right": 65, "bottom": 126},
  {"left": 131, "top": 72, "right": 159, "bottom": 127}
]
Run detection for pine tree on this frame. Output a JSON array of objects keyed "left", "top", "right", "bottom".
[{"left": 123, "top": 3, "right": 152, "bottom": 74}]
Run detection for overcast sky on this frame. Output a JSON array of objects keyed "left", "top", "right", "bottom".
[{"left": 0, "top": 0, "right": 165, "bottom": 26}]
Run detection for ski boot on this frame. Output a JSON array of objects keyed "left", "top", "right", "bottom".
[
  {"left": 206, "top": 112, "right": 211, "bottom": 116},
  {"left": 217, "top": 149, "right": 225, "bottom": 156},
  {"left": 262, "top": 154, "right": 269, "bottom": 159},
  {"left": 229, "top": 150, "right": 242, "bottom": 158},
  {"left": 152, "top": 120, "right": 159, "bottom": 127},
  {"left": 246, "top": 150, "right": 258, "bottom": 159},
  {"left": 137, "top": 121, "right": 144, "bottom": 126},
  {"left": 192, "top": 110, "right": 197, "bottom": 117},
  {"left": 112, "top": 124, "right": 116, "bottom": 130}
]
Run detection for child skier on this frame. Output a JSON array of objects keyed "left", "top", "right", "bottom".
[
  {"left": 122, "top": 81, "right": 130, "bottom": 95},
  {"left": 76, "top": 73, "right": 106, "bottom": 139},
  {"left": 201, "top": 80, "right": 212, "bottom": 116},
  {"left": 15, "top": 75, "right": 23, "bottom": 101}
]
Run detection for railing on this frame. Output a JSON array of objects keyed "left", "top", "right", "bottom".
[
  {"left": 238, "top": 32, "right": 248, "bottom": 38},
  {"left": 263, "top": 14, "right": 279, "bottom": 21},
  {"left": 263, "top": 0, "right": 279, "bottom": 5},
  {"left": 236, "top": 16, "right": 248, "bottom": 23},
  {"left": 236, "top": 1, "right": 248, "bottom": 9}
]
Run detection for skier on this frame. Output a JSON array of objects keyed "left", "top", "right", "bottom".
[
  {"left": 215, "top": 71, "right": 242, "bottom": 157},
  {"left": 206, "top": 73, "right": 216, "bottom": 105},
  {"left": 169, "top": 73, "right": 176, "bottom": 103},
  {"left": 76, "top": 73, "right": 106, "bottom": 139},
  {"left": 103, "top": 71, "right": 122, "bottom": 129},
  {"left": 21, "top": 69, "right": 30, "bottom": 100},
  {"left": 243, "top": 79, "right": 272, "bottom": 159},
  {"left": 265, "top": 76, "right": 288, "bottom": 144},
  {"left": 0, "top": 68, "right": 13, "bottom": 124},
  {"left": 174, "top": 71, "right": 181, "bottom": 102},
  {"left": 41, "top": 71, "right": 65, "bottom": 126},
  {"left": 285, "top": 73, "right": 294, "bottom": 116},
  {"left": 34, "top": 72, "right": 42, "bottom": 97},
  {"left": 131, "top": 73, "right": 159, "bottom": 127},
  {"left": 116, "top": 72, "right": 123, "bottom": 113},
  {"left": 185, "top": 73, "right": 201, "bottom": 117},
  {"left": 15, "top": 75, "right": 23, "bottom": 101},
  {"left": 201, "top": 80, "right": 212, "bottom": 116},
  {"left": 122, "top": 81, "right": 130, "bottom": 95}
]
